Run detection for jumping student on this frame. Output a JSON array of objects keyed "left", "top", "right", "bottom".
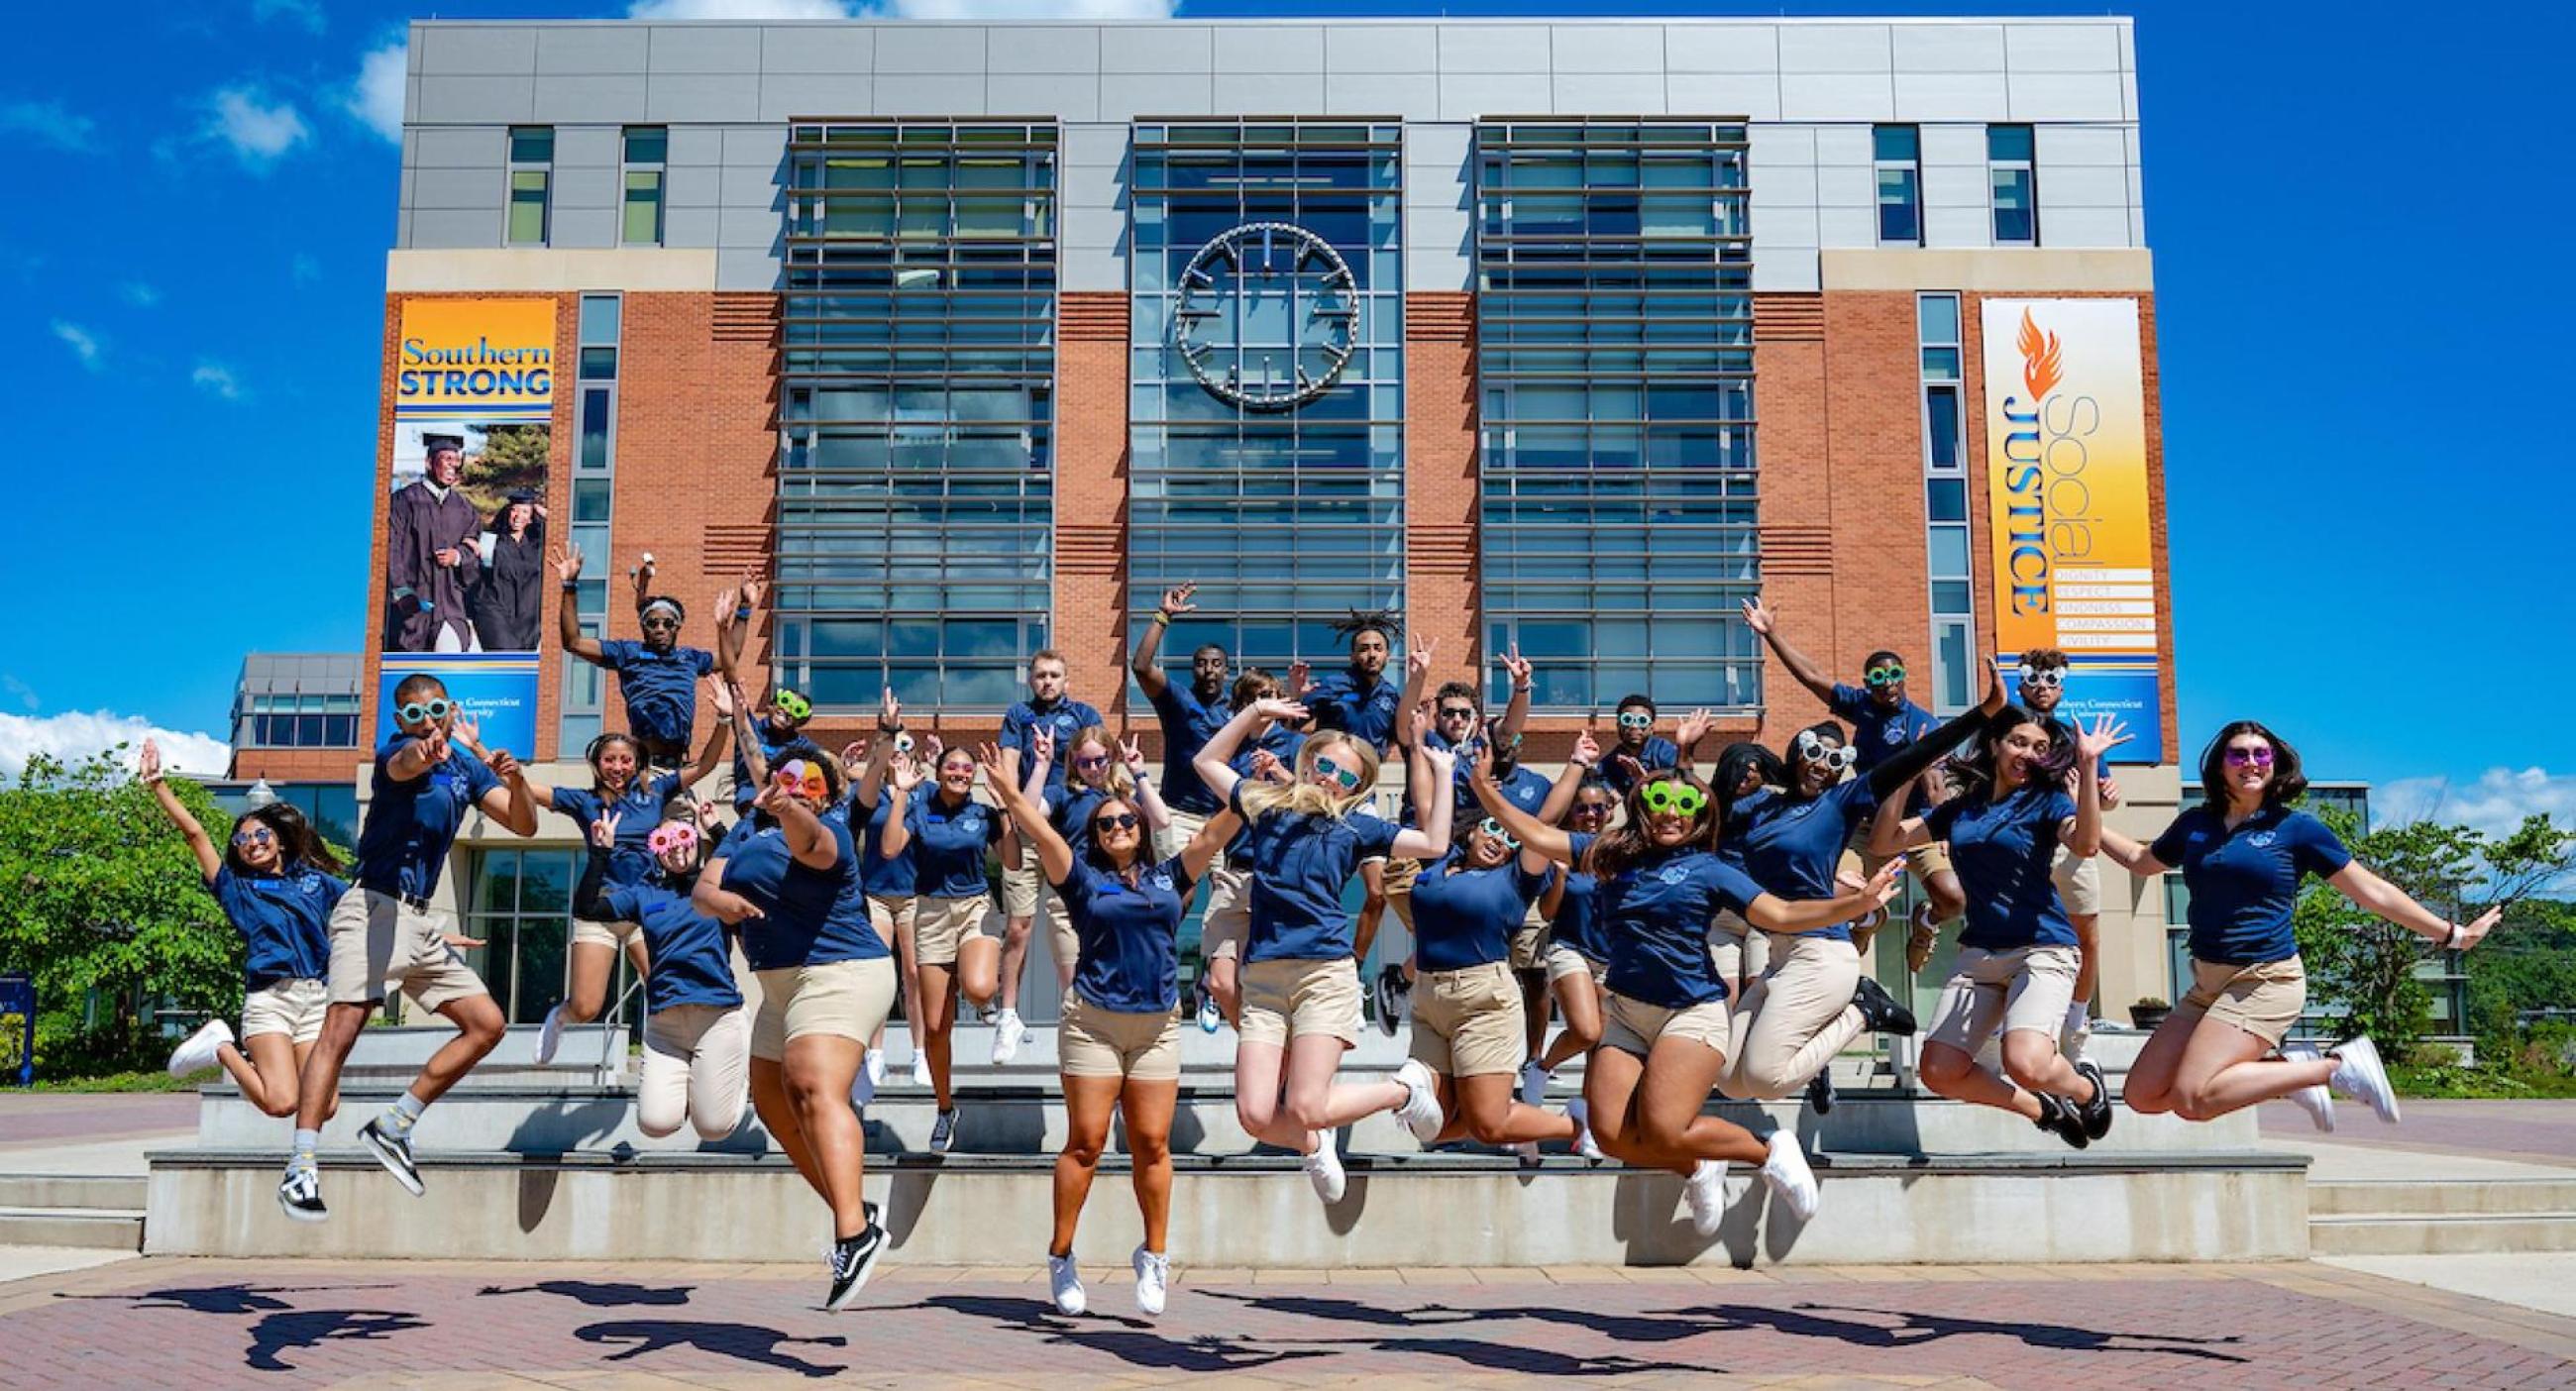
[
  {"left": 1024, "top": 724, "right": 1175, "bottom": 997},
  {"left": 1707, "top": 741, "right": 1787, "bottom": 998},
  {"left": 1526, "top": 756, "right": 1618, "bottom": 1146},
  {"left": 980, "top": 743, "right": 1235, "bottom": 1319},
  {"left": 2094, "top": 721, "right": 2493, "bottom": 1128},
  {"left": 1194, "top": 696, "right": 1451, "bottom": 1206},
  {"left": 2015, "top": 648, "right": 2119, "bottom": 1057},
  {"left": 1297, "top": 608, "right": 1432, "bottom": 754},
  {"left": 1476, "top": 765, "right": 1902, "bottom": 1230},
  {"left": 1868, "top": 673, "right": 2127, "bottom": 1150},
  {"left": 1744, "top": 598, "right": 1967, "bottom": 970},
  {"left": 573, "top": 808, "right": 748, "bottom": 1143},
  {"left": 994, "top": 650, "right": 1106, "bottom": 1065},
  {"left": 850, "top": 693, "right": 932, "bottom": 1090},
  {"left": 279, "top": 676, "right": 539, "bottom": 1223},
  {"left": 1601, "top": 698, "right": 1714, "bottom": 800},
  {"left": 880, "top": 742, "right": 1007, "bottom": 1153},
  {"left": 695, "top": 744, "right": 896, "bottom": 1311},
  {"left": 1194, "top": 668, "right": 1303, "bottom": 1031},
  {"left": 553, "top": 546, "right": 718, "bottom": 771},
  {"left": 1130, "top": 582, "right": 1233, "bottom": 856},
  {"left": 147, "top": 740, "right": 348, "bottom": 1123}
]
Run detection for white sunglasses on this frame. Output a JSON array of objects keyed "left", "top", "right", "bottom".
[
  {"left": 1792, "top": 730, "right": 1857, "bottom": 772},
  {"left": 2019, "top": 666, "right": 2065, "bottom": 689}
]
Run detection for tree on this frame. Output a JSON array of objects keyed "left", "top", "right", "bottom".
[
  {"left": 2296, "top": 810, "right": 2576, "bottom": 1062},
  {"left": 0, "top": 748, "right": 245, "bottom": 1076}
]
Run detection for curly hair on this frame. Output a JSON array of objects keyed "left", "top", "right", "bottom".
[
  {"left": 1589, "top": 767, "right": 1720, "bottom": 884},
  {"left": 1945, "top": 704, "right": 2077, "bottom": 803},
  {"left": 1329, "top": 607, "right": 1400, "bottom": 645}
]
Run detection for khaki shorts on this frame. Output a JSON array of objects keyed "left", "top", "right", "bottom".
[
  {"left": 2175, "top": 955, "right": 2307, "bottom": 1047},
  {"left": 1709, "top": 914, "right": 1770, "bottom": 990},
  {"left": 866, "top": 893, "right": 916, "bottom": 949},
  {"left": 1160, "top": 807, "right": 1209, "bottom": 864},
  {"left": 1925, "top": 943, "right": 2082, "bottom": 1055},
  {"left": 2050, "top": 845, "right": 2103, "bottom": 917},
  {"left": 572, "top": 916, "right": 641, "bottom": 950},
  {"left": 750, "top": 957, "right": 898, "bottom": 1062},
  {"left": 1409, "top": 961, "right": 1526, "bottom": 1078},
  {"left": 1599, "top": 990, "right": 1732, "bottom": 1058},
  {"left": 638, "top": 1002, "right": 751, "bottom": 1140},
  {"left": 326, "top": 887, "right": 488, "bottom": 1013},
  {"left": 1001, "top": 839, "right": 1053, "bottom": 919},
  {"left": 1238, "top": 956, "right": 1363, "bottom": 1048},
  {"left": 1864, "top": 838, "right": 1955, "bottom": 881},
  {"left": 1383, "top": 855, "right": 1422, "bottom": 932},
  {"left": 1059, "top": 994, "right": 1182, "bottom": 1081},
  {"left": 1508, "top": 925, "right": 1551, "bottom": 972},
  {"left": 913, "top": 894, "right": 996, "bottom": 968},
  {"left": 241, "top": 978, "right": 329, "bottom": 1044},
  {"left": 1545, "top": 941, "right": 1607, "bottom": 985},
  {"left": 1201, "top": 863, "right": 1251, "bottom": 963}
]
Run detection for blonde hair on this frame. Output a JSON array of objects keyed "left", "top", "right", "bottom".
[
  {"left": 1239, "top": 732, "right": 1380, "bottom": 821},
  {"left": 1068, "top": 723, "right": 1136, "bottom": 799}
]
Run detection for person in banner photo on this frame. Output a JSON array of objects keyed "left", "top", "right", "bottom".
[
  {"left": 384, "top": 433, "right": 483, "bottom": 654},
  {"left": 469, "top": 488, "right": 547, "bottom": 653}
]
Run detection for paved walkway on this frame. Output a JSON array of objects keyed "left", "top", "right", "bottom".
[
  {"left": 0, "top": 1093, "right": 196, "bottom": 1157},
  {"left": 4, "top": 1256, "right": 2572, "bottom": 1388},
  {"left": 2261, "top": 1099, "right": 2576, "bottom": 1170}
]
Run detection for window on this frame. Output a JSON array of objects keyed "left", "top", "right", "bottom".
[
  {"left": 1874, "top": 125, "right": 1921, "bottom": 247},
  {"left": 235, "top": 693, "right": 363, "bottom": 748},
  {"left": 1988, "top": 125, "right": 2036, "bottom": 246},
  {"left": 507, "top": 126, "right": 553, "bottom": 247},
  {"left": 1917, "top": 293, "right": 1977, "bottom": 714},
  {"left": 465, "top": 848, "right": 608, "bottom": 1024},
  {"left": 621, "top": 127, "right": 666, "bottom": 247},
  {"left": 559, "top": 293, "right": 622, "bottom": 751},
  {"left": 1476, "top": 121, "right": 1760, "bottom": 710}
]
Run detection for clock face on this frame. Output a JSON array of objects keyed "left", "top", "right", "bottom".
[{"left": 1170, "top": 221, "right": 1359, "bottom": 412}]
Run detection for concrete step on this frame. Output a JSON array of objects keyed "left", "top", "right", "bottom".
[
  {"left": 346, "top": 1022, "right": 621, "bottom": 1070},
  {"left": 2310, "top": 1178, "right": 2576, "bottom": 1218},
  {"left": 2308, "top": 1211, "right": 2576, "bottom": 1256},
  {"left": 144, "top": 1145, "right": 2308, "bottom": 1266},
  {"left": 0, "top": 1207, "right": 146, "bottom": 1250},
  {"left": 0, "top": 1173, "right": 149, "bottom": 1211}
]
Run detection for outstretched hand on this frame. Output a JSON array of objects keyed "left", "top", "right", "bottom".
[
  {"left": 1253, "top": 697, "right": 1310, "bottom": 724},
  {"left": 1676, "top": 707, "right": 1713, "bottom": 751},
  {"left": 138, "top": 738, "right": 165, "bottom": 786},
  {"left": 1859, "top": 858, "right": 1904, "bottom": 909},
  {"left": 2075, "top": 714, "right": 2133, "bottom": 764},
  {"left": 1406, "top": 634, "right": 1438, "bottom": 678},
  {"left": 1740, "top": 596, "right": 1774, "bottom": 636},
  {"left": 1498, "top": 642, "right": 1532, "bottom": 687},
  {"left": 1286, "top": 660, "right": 1313, "bottom": 698},
  {"left": 1569, "top": 730, "right": 1601, "bottom": 769},
  {"left": 2454, "top": 907, "right": 2503, "bottom": 951},
  {"left": 1157, "top": 582, "right": 1198, "bottom": 618},
  {"left": 550, "top": 543, "right": 584, "bottom": 585}
]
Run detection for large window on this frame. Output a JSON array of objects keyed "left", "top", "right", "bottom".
[
  {"left": 507, "top": 126, "right": 553, "bottom": 247},
  {"left": 558, "top": 293, "right": 622, "bottom": 751},
  {"left": 779, "top": 121, "right": 1058, "bottom": 710},
  {"left": 464, "top": 848, "right": 603, "bottom": 1025},
  {"left": 236, "top": 693, "right": 361, "bottom": 749},
  {"left": 621, "top": 127, "right": 666, "bottom": 247},
  {"left": 1127, "top": 119, "right": 1406, "bottom": 674},
  {"left": 1916, "top": 292, "right": 1978, "bottom": 714},
  {"left": 1475, "top": 120, "right": 1759, "bottom": 711},
  {"left": 1988, "top": 125, "right": 2037, "bottom": 247},
  {"left": 1874, "top": 125, "right": 1921, "bottom": 247}
]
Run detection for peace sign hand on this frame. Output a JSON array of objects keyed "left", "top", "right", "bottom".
[{"left": 589, "top": 811, "right": 620, "bottom": 851}]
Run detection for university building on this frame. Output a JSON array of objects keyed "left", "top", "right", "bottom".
[{"left": 268, "top": 14, "right": 2186, "bottom": 1025}]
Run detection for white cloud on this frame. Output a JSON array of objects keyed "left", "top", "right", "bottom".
[
  {"left": 346, "top": 38, "right": 406, "bottom": 143},
  {"left": 119, "top": 281, "right": 161, "bottom": 307},
  {"left": 2377, "top": 767, "right": 2576, "bottom": 839},
  {"left": 192, "top": 362, "right": 247, "bottom": 401},
  {"left": 51, "top": 320, "right": 104, "bottom": 371},
  {"left": 872, "top": 0, "right": 1177, "bottom": 15},
  {"left": 253, "top": 0, "right": 326, "bottom": 33},
  {"left": 0, "top": 710, "right": 231, "bottom": 785},
  {"left": 206, "top": 86, "right": 313, "bottom": 167},
  {"left": 0, "top": 100, "right": 99, "bottom": 153}
]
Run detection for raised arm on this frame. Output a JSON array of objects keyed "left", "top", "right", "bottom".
[
  {"left": 1177, "top": 806, "right": 1241, "bottom": 883},
  {"left": 1495, "top": 643, "right": 1534, "bottom": 744},
  {"left": 571, "top": 813, "right": 620, "bottom": 921},
  {"left": 1194, "top": 699, "right": 1302, "bottom": 805},
  {"left": 628, "top": 553, "right": 657, "bottom": 616},
  {"left": 1389, "top": 731, "right": 1455, "bottom": 861},
  {"left": 138, "top": 740, "right": 222, "bottom": 881},
  {"left": 2330, "top": 864, "right": 2501, "bottom": 950},
  {"left": 978, "top": 742, "right": 1074, "bottom": 887},
  {"left": 1536, "top": 730, "right": 1601, "bottom": 825},
  {"left": 1743, "top": 861, "right": 1904, "bottom": 934},
  {"left": 756, "top": 773, "right": 838, "bottom": 871},
  {"left": 1130, "top": 583, "right": 1195, "bottom": 699},
  {"left": 719, "top": 679, "right": 769, "bottom": 793},
  {"left": 1472, "top": 760, "right": 1574, "bottom": 865},
  {"left": 1740, "top": 597, "right": 1837, "bottom": 705},
  {"left": 2060, "top": 715, "right": 2130, "bottom": 858},
  {"left": 551, "top": 544, "right": 609, "bottom": 665},
  {"left": 1868, "top": 778, "right": 1936, "bottom": 859},
  {"left": 878, "top": 757, "right": 922, "bottom": 859},
  {"left": 460, "top": 720, "right": 541, "bottom": 837},
  {"left": 1864, "top": 663, "right": 2009, "bottom": 802},
  {"left": 1120, "top": 735, "right": 1172, "bottom": 831},
  {"left": 685, "top": 678, "right": 736, "bottom": 788},
  {"left": 1020, "top": 727, "right": 1056, "bottom": 814},
  {"left": 715, "top": 568, "right": 762, "bottom": 682},
  {"left": 1393, "top": 634, "right": 1437, "bottom": 746}
]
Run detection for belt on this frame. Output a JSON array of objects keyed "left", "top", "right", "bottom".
[{"left": 368, "top": 886, "right": 436, "bottom": 912}]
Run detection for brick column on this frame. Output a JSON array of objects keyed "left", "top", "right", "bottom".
[
  {"left": 1053, "top": 292, "right": 1132, "bottom": 726},
  {"left": 1402, "top": 291, "right": 1479, "bottom": 687}
]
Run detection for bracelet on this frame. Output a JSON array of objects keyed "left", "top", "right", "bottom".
[
  {"left": 2442, "top": 923, "right": 2463, "bottom": 950},
  {"left": 561, "top": 581, "right": 580, "bottom": 592},
  {"left": 734, "top": 606, "right": 753, "bottom": 620},
  {"left": 1150, "top": 611, "right": 1171, "bottom": 627}
]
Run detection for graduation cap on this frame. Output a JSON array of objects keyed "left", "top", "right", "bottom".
[
  {"left": 505, "top": 487, "right": 538, "bottom": 504},
  {"left": 422, "top": 433, "right": 466, "bottom": 456}
]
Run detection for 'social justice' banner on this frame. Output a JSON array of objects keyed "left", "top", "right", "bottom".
[
  {"left": 394, "top": 298, "right": 556, "bottom": 421},
  {"left": 377, "top": 655, "right": 540, "bottom": 761},
  {"left": 1982, "top": 297, "right": 2165, "bottom": 763}
]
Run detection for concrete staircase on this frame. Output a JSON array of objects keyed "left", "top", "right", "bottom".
[
  {"left": 0, "top": 1173, "right": 148, "bottom": 1251},
  {"left": 2309, "top": 1177, "right": 2576, "bottom": 1255}
]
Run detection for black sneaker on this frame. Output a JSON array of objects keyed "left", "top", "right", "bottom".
[
  {"left": 276, "top": 1164, "right": 328, "bottom": 1223},
  {"left": 357, "top": 1118, "right": 425, "bottom": 1196},
  {"left": 2074, "top": 1060, "right": 2114, "bottom": 1141},
  {"left": 1850, "top": 977, "right": 1917, "bottom": 1036},
  {"left": 826, "top": 1221, "right": 888, "bottom": 1311},
  {"left": 2032, "top": 1093, "right": 2090, "bottom": 1150},
  {"left": 1805, "top": 1069, "right": 1837, "bottom": 1116},
  {"left": 1371, "top": 966, "right": 1407, "bottom": 1039}
]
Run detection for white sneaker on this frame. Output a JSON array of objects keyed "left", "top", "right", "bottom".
[
  {"left": 1197, "top": 992, "right": 1223, "bottom": 1033},
  {"left": 911, "top": 1050, "right": 933, "bottom": 1088},
  {"left": 534, "top": 1002, "right": 567, "bottom": 1066},
  {"left": 1518, "top": 1059, "right": 1548, "bottom": 1108},
  {"left": 1684, "top": 1158, "right": 1728, "bottom": 1236},
  {"left": 1301, "top": 1141, "right": 1345, "bottom": 1204},
  {"left": 1566, "top": 1099, "right": 1605, "bottom": 1161},
  {"left": 991, "top": 1009, "right": 1023, "bottom": 1064},
  {"left": 865, "top": 1049, "right": 887, "bottom": 1089},
  {"left": 167, "top": 1017, "right": 233, "bottom": 1078},
  {"left": 1047, "top": 1252, "right": 1086, "bottom": 1316},
  {"left": 848, "top": 1061, "right": 877, "bottom": 1110},
  {"left": 1514, "top": 1140, "right": 1542, "bottom": 1166},
  {"left": 1131, "top": 1244, "right": 1169, "bottom": 1318},
  {"left": 1389, "top": 1058, "right": 1446, "bottom": 1143},
  {"left": 2328, "top": 1035, "right": 2401, "bottom": 1124},
  {"left": 2282, "top": 1041, "right": 2336, "bottom": 1132},
  {"left": 2060, "top": 1001, "right": 2093, "bottom": 1063},
  {"left": 1761, "top": 1130, "right": 1821, "bottom": 1223}
]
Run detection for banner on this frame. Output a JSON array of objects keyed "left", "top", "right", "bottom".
[
  {"left": 394, "top": 298, "right": 555, "bottom": 421},
  {"left": 377, "top": 654, "right": 541, "bottom": 762},
  {"left": 1982, "top": 297, "right": 2164, "bottom": 763}
]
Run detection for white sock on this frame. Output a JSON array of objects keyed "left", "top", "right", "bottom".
[
  {"left": 384, "top": 1089, "right": 428, "bottom": 1133},
  {"left": 291, "top": 1128, "right": 320, "bottom": 1167}
]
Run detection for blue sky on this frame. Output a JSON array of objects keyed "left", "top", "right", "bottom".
[{"left": 1, "top": 0, "right": 2567, "bottom": 832}]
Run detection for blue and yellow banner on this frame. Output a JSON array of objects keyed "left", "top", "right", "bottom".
[
  {"left": 1982, "top": 297, "right": 2164, "bottom": 763},
  {"left": 393, "top": 298, "right": 555, "bottom": 422},
  {"left": 377, "top": 653, "right": 540, "bottom": 761}
]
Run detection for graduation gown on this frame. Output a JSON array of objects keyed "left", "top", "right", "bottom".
[{"left": 383, "top": 482, "right": 482, "bottom": 653}]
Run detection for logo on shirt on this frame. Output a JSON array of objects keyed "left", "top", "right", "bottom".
[
  {"left": 1657, "top": 865, "right": 1690, "bottom": 886},
  {"left": 295, "top": 874, "right": 326, "bottom": 895},
  {"left": 2249, "top": 831, "right": 2277, "bottom": 848},
  {"left": 1148, "top": 872, "right": 1174, "bottom": 893}
]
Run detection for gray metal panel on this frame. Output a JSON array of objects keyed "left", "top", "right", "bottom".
[
  {"left": 664, "top": 165, "right": 720, "bottom": 208},
  {"left": 1920, "top": 160, "right": 1986, "bottom": 211},
  {"left": 1102, "top": 25, "right": 1211, "bottom": 74},
  {"left": 1750, "top": 123, "right": 1817, "bottom": 165},
  {"left": 715, "top": 247, "right": 779, "bottom": 291},
  {"left": 722, "top": 126, "right": 786, "bottom": 168},
  {"left": 1060, "top": 242, "right": 1125, "bottom": 294},
  {"left": 1923, "top": 204, "right": 1992, "bottom": 249},
  {"left": 1437, "top": 75, "right": 1530, "bottom": 124},
  {"left": 761, "top": 24, "right": 872, "bottom": 75},
  {"left": 761, "top": 74, "right": 873, "bottom": 123},
  {"left": 1104, "top": 73, "right": 1210, "bottom": 120},
  {"left": 870, "top": 74, "right": 990, "bottom": 117},
  {"left": 1324, "top": 73, "right": 1435, "bottom": 122},
  {"left": 1552, "top": 74, "right": 1665, "bottom": 115},
  {"left": 1780, "top": 74, "right": 1894, "bottom": 123},
  {"left": 2032, "top": 162, "right": 2130, "bottom": 208},
  {"left": 528, "top": 74, "right": 646, "bottom": 125},
  {"left": 552, "top": 125, "right": 621, "bottom": 167},
  {"left": 1059, "top": 204, "right": 1125, "bottom": 251},
  {"left": 1778, "top": 24, "right": 1891, "bottom": 73},
  {"left": 415, "top": 74, "right": 537, "bottom": 125},
  {"left": 2032, "top": 206, "right": 2129, "bottom": 247},
  {"left": 1811, "top": 124, "right": 1871, "bottom": 166},
  {"left": 1217, "top": 25, "right": 1323, "bottom": 73},
  {"left": 1752, "top": 253, "right": 1821, "bottom": 293},
  {"left": 669, "top": 126, "right": 723, "bottom": 165},
  {"left": 1758, "top": 205, "right": 1819, "bottom": 249},
  {"left": 1893, "top": 23, "right": 2005, "bottom": 72},
  {"left": 1404, "top": 122, "right": 1472, "bottom": 172},
  {"left": 1664, "top": 72, "right": 1779, "bottom": 121},
  {"left": 647, "top": 74, "right": 763, "bottom": 123},
  {"left": 1437, "top": 24, "right": 1549, "bottom": 73},
  {"left": 410, "top": 207, "right": 502, "bottom": 249},
  {"left": 1895, "top": 72, "right": 2008, "bottom": 122},
  {"left": 2005, "top": 72, "right": 2124, "bottom": 122},
  {"left": 717, "top": 164, "right": 780, "bottom": 210},
  {"left": 1918, "top": 123, "right": 1986, "bottom": 168},
  {"left": 989, "top": 26, "right": 1100, "bottom": 74},
  {"left": 418, "top": 25, "right": 536, "bottom": 75},
  {"left": 716, "top": 206, "right": 778, "bottom": 249},
  {"left": 1815, "top": 163, "right": 1874, "bottom": 209},
  {"left": 1552, "top": 25, "right": 1661, "bottom": 73},
  {"left": 875, "top": 25, "right": 987, "bottom": 75},
  {"left": 650, "top": 25, "right": 761, "bottom": 74},
  {"left": 1752, "top": 161, "right": 1818, "bottom": 208},
  {"left": 986, "top": 74, "right": 1100, "bottom": 122},
  {"left": 553, "top": 165, "right": 617, "bottom": 209},
  {"left": 2004, "top": 24, "right": 2122, "bottom": 72},
  {"left": 536, "top": 26, "right": 648, "bottom": 75},
  {"left": 1664, "top": 24, "right": 1778, "bottom": 72},
  {"left": 550, "top": 206, "right": 617, "bottom": 249},
  {"left": 1212, "top": 74, "right": 1325, "bottom": 117},
  {"left": 1063, "top": 124, "right": 1127, "bottom": 168},
  {"left": 412, "top": 126, "right": 502, "bottom": 167},
  {"left": 662, "top": 204, "right": 718, "bottom": 249},
  {"left": 1814, "top": 205, "right": 1877, "bottom": 248},
  {"left": 1060, "top": 160, "right": 1124, "bottom": 212},
  {"left": 409, "top": 165, "right": 497, "bottom": 211},
  {"left": 1323, "top": 24, "right": 1437, "bottom": 74}
]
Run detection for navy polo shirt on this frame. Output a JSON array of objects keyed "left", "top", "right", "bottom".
[
  {"left": 356, "top": 733, "right": 501, "bottom": 899},
  {"left": 862, "top": 790, "right": 916, "bottom": 898},
  {"left": 596, "top": 639, "right": 714, "bottom": 748},
  {"left": 550, "top": 770, "right": 687, "bottom": 891},
  {"left": 906, "top": 793, "right": 1005, "bottom": 900},
  {"left": 1830, "top": 683, "right": 1942, "bottom": 813},
  {"left": 1572, "top": 831, "right": 1764, "bottom": 1009},
  {"left": 1145, "top": 681, "right": 1231, "bottom": 815},
  {"left": 1230, "top": 779, "right": 1401, "bottom": 963},
  {"left": 999, "top": 696, "right": 1104, "bottom": 797},
  {"left": 1304, "top": 668, "right": 1402, "bottom": 750},
  {"left": 207, "top": 863, "right": 345, "bottom": 989},
  {"left": 715, "top": 813, "right": 883, "bottom": 970},
  {"left": 1054, "top": 854, "right": 1195, "bottom": 1015},
  {"left": 1927, "top": 786, "right": 2080, "bottom": 950},
  {"left": 1409, "top": 851, "right": 1550, "bottom": 973},
  {"left": 1602, "top": 734, "right": 1682, "bottom": 799},
  {"left": 603, "top": 882, "right": 743, "bottom": 1013},
  {"left": 1549, "top": 868, "right": 1607, "bottom": 963},
  {"left": 2151, "top": 805, "right": 2352, "bottom": 965},
  {"left": 730, "top": 718, "right": 802, "bottom": 811},
  {"left": 1736, "top": 779, "right": 1880, "bottom": 943}
]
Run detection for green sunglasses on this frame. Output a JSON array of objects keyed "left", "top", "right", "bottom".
[
  {"left": 1864, "top": 665, "right": 1907, "bottom": 688},
  {"left": 1639, "top": 780, "right": 1707, "bottom": 817},
  {"left": 1312, "top": 753, "right": 1363, "bottom": 791},
  {"left": 397, "top": 697, "right": 454, "bottom": 725},
  {"left": 773, "top": 689, "right": 812, "bottom": 721}
]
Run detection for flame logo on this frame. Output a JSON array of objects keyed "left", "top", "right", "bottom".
[{"left": 2017, "top": 308, "right": 2064, "bottom": 400}]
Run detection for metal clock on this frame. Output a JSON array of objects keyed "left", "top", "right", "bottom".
[{"left": 1170, "top": 221, "right": 1358, "bottom": 412}]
